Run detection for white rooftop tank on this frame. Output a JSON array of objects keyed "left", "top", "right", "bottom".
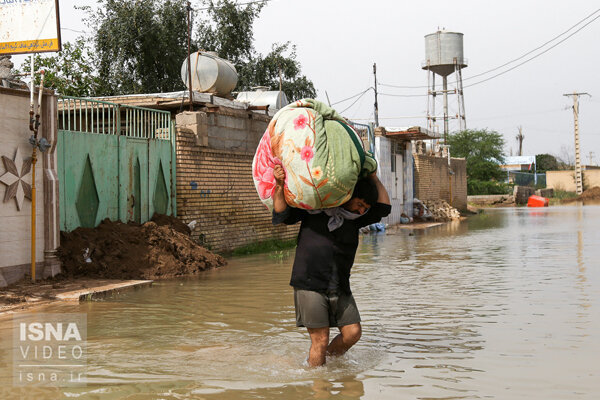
[
  {"left": 181, "top": 51, "right": 238, "bottom": 96},
  {"left": 422, "top": 30, "right": 467, "bottom": 77}
]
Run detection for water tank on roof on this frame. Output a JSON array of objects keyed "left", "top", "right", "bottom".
[
  {"left": 181, "top": 51, "right": 238, "bottom": 96},
  {"left": 236, "top": 87, "right": 289, "bottom": 111},
  {"left": 423, "top": 31, "right": 467, "bottom": 77}
]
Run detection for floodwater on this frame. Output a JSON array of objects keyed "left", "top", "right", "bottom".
[{"left": 1, "top": 205, "right": 599, "bottom": 399}]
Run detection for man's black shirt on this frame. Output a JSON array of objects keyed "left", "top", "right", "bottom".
[{"left": 273, "top": 203, "right": 392, "bottom": 295}]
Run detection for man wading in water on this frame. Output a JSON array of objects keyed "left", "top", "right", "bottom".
[{"left": 272, "top": 165, "right": 391, "bottom": 367}]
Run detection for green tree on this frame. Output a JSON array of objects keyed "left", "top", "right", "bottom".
[
  {"left": 197, "top": 0, "right": 316, "bottom": 100},
  {"left": 447, "top": 129, "right": 506, "bottom": 181},
  {"left": 447, "top": 129, "right": 508, "bottom": 195},
  {"left": 87, "top": 0, "right": 191, "bottom": 95},
  {"left": 535, "top": 153, "right": 559, "bottom": 172},
  {"left": 17, "top": 38, "right": 98, "bottom": 96},
  {"left": 243, "top": 43, "right": 316, "bottom": 100}
]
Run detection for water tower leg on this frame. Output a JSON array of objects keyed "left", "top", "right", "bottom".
[
  {"left": 443, "top": 76, "right": 449, "bottom": 142},
  {"left": 457, "top": 66, "right": 466, "bottom": 130}
]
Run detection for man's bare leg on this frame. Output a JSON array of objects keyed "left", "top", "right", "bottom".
[
  {"left": 327, "top": 323, "right": 362, "bottom": 356},
  {"left": 307, "top": 327, "right": 330, "bottom": 367}
]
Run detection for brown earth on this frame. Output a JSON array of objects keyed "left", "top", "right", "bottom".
[
  {"left": 562, "top": 186, "right": 600, "bottom": 203},
  {"left": 1, "top": 215, "right": 225, "bottom": 311},
  {"left": 57, "top": 216, "right": 226, "bottom": 280}
]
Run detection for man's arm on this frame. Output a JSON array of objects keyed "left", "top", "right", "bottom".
[
  {"left": 355, "top": 171, "right": 391, "bottom": 227},
  {"left": 370, "top": 172, "right": 390, "bottom": 205},
  {"left": 272, "top": 165, "right": 304, "bottom": 225}
]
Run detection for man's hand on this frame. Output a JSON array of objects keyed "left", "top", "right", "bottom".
[
  {"left": 272, "top": 164, "right": 288, "bottom": 213},
  {"left": 274, "top": 164, "right": 285, "bottom": 187}
]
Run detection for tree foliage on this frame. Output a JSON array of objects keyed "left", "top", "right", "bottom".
[
  {"left": 17, "top": 38, "right": 98, "bottom": 97},
  {"left": 17, "top": 0, "right": 315, "bottom": 99},
  {"left": 535, "top": 153, "right": 559, "bottom": 172},
  {"left": 242, "top": 43, "right": 316, "bottom": 100},
  {"left": 447, "top": 129, "right": 506, "bottom": 182},
  {"left": 88, "top": 0, "right": 191, "bottom": 95},
  {"left": 196, "top": 0, "right": 316, "bottom": 100}
]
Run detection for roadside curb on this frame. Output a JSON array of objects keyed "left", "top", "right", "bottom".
[{"left": 55, "top": 280, "right": 154, "bottom": 301}]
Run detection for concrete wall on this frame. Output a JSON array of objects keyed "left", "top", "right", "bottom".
[
  {"left": 374, "top": 136, "right": 413, "bottom": 224},
  {"left": 546, "top": 170, "right": 600, "bottom": 192},
  {"left": 413, "top": 154, "right": 467, "bottom": 210},
  {"left": 0, "top": 87, "right": 60, "bottom": 286},
  {"left": 175, "top": 110, "right": 298, "bottom": 252}
]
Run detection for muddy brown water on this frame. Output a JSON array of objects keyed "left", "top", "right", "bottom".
[{"left": 1, "top": 205, "right": 598, "bottom": 399}]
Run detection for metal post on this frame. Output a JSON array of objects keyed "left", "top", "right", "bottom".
[
  {"left": 373, "top": 63, "right": 379, "bottom": 127},
  {"left": 186, "top": 2, "right": 193, "bottom": 111}
]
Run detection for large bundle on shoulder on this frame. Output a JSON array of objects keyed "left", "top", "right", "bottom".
[{"left": 252, "top": 99, "right": 377, "bottom": 211}]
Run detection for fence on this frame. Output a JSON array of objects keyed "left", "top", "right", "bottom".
[
  {"left": 347, "top": 121, "right": 375, "bottom": 154},
  {"left": 508, "top": 171, "right": 546, "bottom": 187},
  {"left": 57, "top": 97, "right": 176, "bottom": 231}
]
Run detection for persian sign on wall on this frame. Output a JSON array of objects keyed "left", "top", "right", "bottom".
[{"left": 0, "top": 0, "right": 62, "bottom": 55}]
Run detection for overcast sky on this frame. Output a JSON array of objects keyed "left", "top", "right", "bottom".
[{"left": 14, "top": 0, "right": 600, "bottom": 163}]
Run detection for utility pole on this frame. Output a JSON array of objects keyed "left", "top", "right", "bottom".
[
  {"left": 516, "top": 126, "right": 524, "bottom": 156},
  {"left": 373, "top": 63, "right": 379, "bottom": 127},
  {"left": 589, "top": 151, "right": 595, "bottom": 166},
  {"left": 563, "top": 92, "right": 591, "bottom": 195},
  {"left": 186, "top": 1, "right": 193, "bottom": 111}
]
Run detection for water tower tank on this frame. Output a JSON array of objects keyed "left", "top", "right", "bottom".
[
  {"left": 181, "top": 51, "right": 238, "bottom": 96},
  {"left": 422, "top": 31, "right": 467, "bottom": 77}
]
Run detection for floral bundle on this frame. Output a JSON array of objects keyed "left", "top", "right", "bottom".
[{"left": 252, "top": 99, "right": 377, "bottom": 211}]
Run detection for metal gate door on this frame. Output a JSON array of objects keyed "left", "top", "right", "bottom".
[{"left": 57, "top": 97, "right": 176, "bottom": 231}]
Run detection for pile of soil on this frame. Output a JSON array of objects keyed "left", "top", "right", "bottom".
[
  {"left": 150, "top": 213, "right": 191, "bottom": 235},
  {"left": 563, "top": 186, "right": 600, "bottom": 203},
  {"left": 57, "top": 215, "right": 225, "bottom": 280}
]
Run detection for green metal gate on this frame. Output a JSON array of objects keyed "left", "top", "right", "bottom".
[{"left": 57, "top": 97, "right": 176, "bottom": 231}]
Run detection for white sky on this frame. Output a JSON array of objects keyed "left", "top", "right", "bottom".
[{"left": 11, "top": 0, "right": 600, "bottom": 163}]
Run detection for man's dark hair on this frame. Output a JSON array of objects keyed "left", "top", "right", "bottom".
[{"left": 352, "top": 178, "right": 378, "bottom": 206}]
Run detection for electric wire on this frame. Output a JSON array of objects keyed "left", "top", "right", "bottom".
[
  {"left": 464, "top": 12, "right": 600, "bottom": 88},
  {"left": 379, "top": 7, "right": 600, "bottom": 90},
  {"left": 338, "top": 89, "right": 370, "bottom": 114},
  {"left": 330, "top": 88, "right": 372, "bottom": 106}
]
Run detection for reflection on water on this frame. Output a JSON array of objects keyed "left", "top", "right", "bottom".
[{"left": 0, "top": 206, "right": 599, "bottom": 399}]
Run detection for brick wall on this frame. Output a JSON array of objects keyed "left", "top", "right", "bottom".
[
  {"left": 175, "top": 110, "right": 299, "bottom": 252},
  {"left": 413, "top": 154, "right": 467, "bottom": 210}
]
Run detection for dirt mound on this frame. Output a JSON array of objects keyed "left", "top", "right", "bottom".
[
  {"left": 57, "top": 217, "right": 226, "bottom": 280},
  {"left": 578, "top": 186, "right": 600, "bottom": 200},
  {"left": 563, "top": 186, "right": 600, "bottom": 203},
  {"left": 151, "top": 213, "right": 191, "bottom": 235}
]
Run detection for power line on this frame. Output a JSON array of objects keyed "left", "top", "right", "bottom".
[
  {"left": 339, "top": 89, "right": 370, "bottom": 114},
  {"left": 464, "top": 13, "right": 600, "bottom": 89},
  {"left": 379, "top": 7, "right": 600, "bottom": 90},
  {"left": 331, "top": 88, "right": 372, "bottom": 106},
  {"left": 379, "top": 92, "right": 427, "bottom": 98}
]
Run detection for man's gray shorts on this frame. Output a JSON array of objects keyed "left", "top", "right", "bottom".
[{"left": 293, "top": 288, "right": 361, "bottom": 328}]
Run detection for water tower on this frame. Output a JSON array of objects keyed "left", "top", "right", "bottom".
[{"left": 422, "top": 30, "right": 467, "bottom": 141}]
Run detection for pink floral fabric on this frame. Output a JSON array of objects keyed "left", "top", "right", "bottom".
[{"left": 253, "top": 131, "right": 278, "bottom": 200}]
